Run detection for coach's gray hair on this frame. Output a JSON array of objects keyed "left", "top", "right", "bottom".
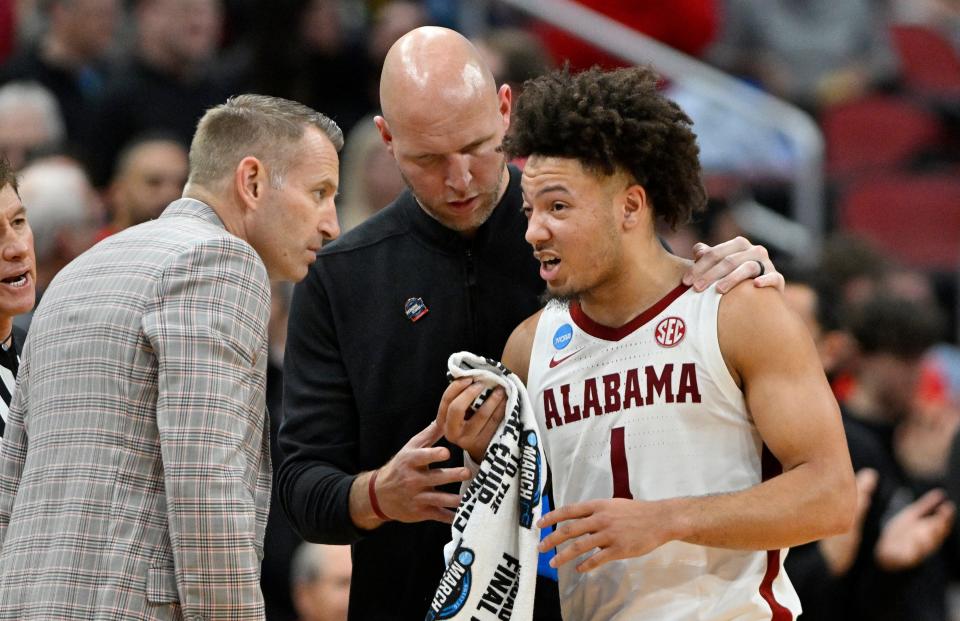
[{"left": 188, "top": 94, "right": 343, "bottom": 191}]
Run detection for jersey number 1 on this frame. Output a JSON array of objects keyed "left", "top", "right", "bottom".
[{"left": 610, "top": 426, "right": 634, "bottom": 499}]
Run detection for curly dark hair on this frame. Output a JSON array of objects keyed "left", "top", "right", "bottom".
[{"left": 503, "top": 66, "right": 706, "bottom": 229}]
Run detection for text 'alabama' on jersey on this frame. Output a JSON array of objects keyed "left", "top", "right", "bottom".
[{"left": 525, "top": 283, "right": 800, "bottom": 621}]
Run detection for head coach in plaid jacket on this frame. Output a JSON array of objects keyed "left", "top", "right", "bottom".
[{"left": 0, "top": 95, "right": 343, "bottom": 620}]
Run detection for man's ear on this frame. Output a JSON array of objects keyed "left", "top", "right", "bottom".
[
  {"left": 621, "top": 183, "right": 648, "bottom": 229},
  {"left": 498, "top": 84, "right": 513, "bottom": 131},
  {"left": 235, "top": 156, "right": 265, "bottom": 210},
  {"left": 374, "top": 116, "right": 395, "bottom": 156}
]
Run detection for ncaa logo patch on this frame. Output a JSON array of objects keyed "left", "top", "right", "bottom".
[
  {"left": 553, "top": 324, "right": 573, "bottom": 350},
  {"left": 425, "top": 546, "right": 475, "bottom": 621},
  {"left": 655, "top": 316, "right": 686, "bottom": 348}
]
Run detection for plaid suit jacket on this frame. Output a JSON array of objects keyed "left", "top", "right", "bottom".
[{"left": 0, "top": 199, "right": 272, "bottom": 620}]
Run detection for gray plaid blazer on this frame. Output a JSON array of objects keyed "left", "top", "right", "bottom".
[{"left": 0, "top": 199, "right": 272, "bottom": 620}]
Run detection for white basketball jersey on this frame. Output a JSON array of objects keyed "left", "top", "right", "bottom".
[{"left": 526, "top": 283, "right": 800, "bottom": 621}]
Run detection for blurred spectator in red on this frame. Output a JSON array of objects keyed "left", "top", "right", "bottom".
[
  {"left": 844, "top": 294, "right": 956, "bottom": 606},
  {"left": 846, "top": 292, "right": 951, "bottom": 479},
  {"left": 96, "top": 133, "right": 187, "bottom": 241},
  {"left": 290, "top": 543, "right": 352, "bottom": 621},
  {"left": 816, "top": 235, "right": 891, "bottom": 389},
  {"left": 0, "top": 80, "right": 65, "bottom": 170},
  {"left": 0, "top": 0, "right": 120, "bottom": 143},
  {"left": 532, "top": 0, "right": 719, "bottom": 71},
  {"left": 83, "top": 0, "right": 234, "bottom": 187},
  {"left": 783, "top": 280, "right": 956, "bottom": 621},
  {"left": 710, "top": 0, "right": 900, "bottom": 111}
]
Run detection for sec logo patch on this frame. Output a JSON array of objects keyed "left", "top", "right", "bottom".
[{"left": 655, "top": 316, "right": 685, "bottom": 347}]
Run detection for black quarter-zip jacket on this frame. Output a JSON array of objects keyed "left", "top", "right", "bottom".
[{"left": 278, "top": 165, "right": 545, "bottom": 620}]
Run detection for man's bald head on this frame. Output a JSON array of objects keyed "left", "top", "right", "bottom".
[
  {"left": 380, "top": 27, "right": 498, "bottom": 127},
  {"left": 374, "top": 26, "right": 512, "bottom": 236}
]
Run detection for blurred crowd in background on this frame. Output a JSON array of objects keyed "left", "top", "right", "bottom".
[{"left": 1, "top": 0, "right": 960, "bottom": 619}]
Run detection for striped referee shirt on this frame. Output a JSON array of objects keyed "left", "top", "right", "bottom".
[{"left": 0, "top": 325, "right": 24, "bottom": 437}]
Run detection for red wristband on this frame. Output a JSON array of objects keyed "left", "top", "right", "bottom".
[{"left": 368, "top": 470, "right": 391, "bottom": 522}]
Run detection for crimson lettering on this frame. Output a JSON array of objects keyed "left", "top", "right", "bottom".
[
  {"left": 582, "top": 378, "right": 602, "bottom": 418},
  {"left": 542, "top": 389, "right": 562, "bottom": 430},
  {"left": 645, "top": 364, "right": 674, "bottom": 405},
  {"left": 623, "top": 369, "right": 642, "bottom": 410},
  {"left": 541, "top": 362, "right": 703, "bottom": 430},
  {"left": 677, "top": 362, "right": 702, "bottom": 403},
  {"left": 560, "top": 384, "right": 581, "bottom": 424},
  {"left": 602, "top": 373, "right": 621, "bottom": 413}
]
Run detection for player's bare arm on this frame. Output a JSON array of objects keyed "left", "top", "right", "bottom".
[
  {"left": 500, "top": 310, "right": 541, "bottom": 384},
  {"left": 540, "top": 284, "right": 856, "bottom": 572},
  {"left": 438, "top": 310, "right": 542, "bottom": 463}
]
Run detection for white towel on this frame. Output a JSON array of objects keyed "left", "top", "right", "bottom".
[{"left": 426, "top": 352, "right": 546, "bottom": 621}]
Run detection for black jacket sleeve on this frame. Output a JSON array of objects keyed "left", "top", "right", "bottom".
[{"left": 276, "top": 264, "right": 365, "bottom": 544}]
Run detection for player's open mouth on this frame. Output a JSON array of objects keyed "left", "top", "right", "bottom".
[
  {"left": 539, "top": 257, "right": 560, "bottom": 280},
  {"left": 1, "top": 272, "right": 29, "bottom": 288}
]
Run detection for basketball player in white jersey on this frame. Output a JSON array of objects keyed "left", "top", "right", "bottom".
[{"left": 438, "top": 66, "right": 856, "bottom": 620}]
